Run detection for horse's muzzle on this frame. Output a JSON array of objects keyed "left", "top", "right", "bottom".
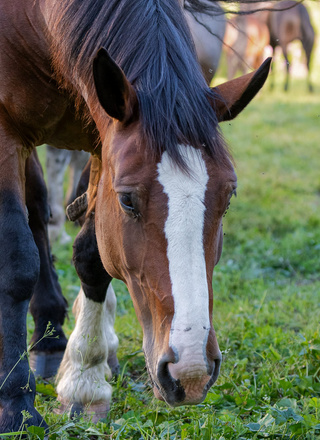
[{"left": 153, "top": 352, "right": 222, "bottom": 406}]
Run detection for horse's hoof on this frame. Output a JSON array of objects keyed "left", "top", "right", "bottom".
[
  {"left": 70, "top": 401, "right": 110, "bottom": 422},
  {"left": 55, "top": 397, "right": 110, "bottom": 422},
  {"left": 107, "top": 352, "right": 120, "bottom": 377},
  {"left": 29, "top": 351, "right": 64, "bottom": 379},
  {"left": 0, "top": 399, "right": 48, "bottom": 438},
  {"left": 111, "top": 363, "right": 120, "bottom": 377}
]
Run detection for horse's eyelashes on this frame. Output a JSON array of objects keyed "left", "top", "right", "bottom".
[{"left": 223, "top": 188, "right": 237, "bottom": 217}]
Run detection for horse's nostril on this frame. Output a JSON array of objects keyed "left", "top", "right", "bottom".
[
  {"left": 214, "top": 356, "right": 222, "bottom": 378},
  {"left": 158, "top": 356, "right": 174, "bottom": 389},
  {"left": 157, "top": 355, "right": 185, "bottom": 404},
  {"left": 157, "top": 357, "right": 170, "bottom": 386},
  {"left": 205, "top": 356, "right": 222, "bottom": 391}
]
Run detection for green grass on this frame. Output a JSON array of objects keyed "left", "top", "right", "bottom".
[{"left": 4, "top": 4, "right": 320, "bottom": 439}]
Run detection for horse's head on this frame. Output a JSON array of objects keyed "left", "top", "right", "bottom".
[{"left": 93, "top": 49, "right": 270, "bottom": 406}]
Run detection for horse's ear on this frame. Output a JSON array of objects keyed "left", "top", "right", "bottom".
[
  {"left": 212, "top": 58, "right": 272, "bottom": 122},
  {"left": 93, "top": 48, "right": 137, "bottom": 122}
]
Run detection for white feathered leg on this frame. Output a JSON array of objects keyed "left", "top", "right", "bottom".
[
  {"left": 105, "top": 284, "right": 119, "bottom": 376},
  {"left": 56, "top": 284, "right": 118, "bottom": 420}
]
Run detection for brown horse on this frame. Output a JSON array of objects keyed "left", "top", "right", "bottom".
[
  {"left": 269, "top": 0, "right": 315, "bottom": 91},
  {"left": 245, "top": 0, "right": 315, "bottom": 91},
  {"left": 224, "top": 15, "right": 270, "bottom": 79},
  {"left": 0, "top": 0, "right": 270, "bottom": 433},
  {"left": 45, "top": 3, "right": 227, "bottom": 245}
]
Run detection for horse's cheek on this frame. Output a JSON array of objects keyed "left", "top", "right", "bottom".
[{"left": 95, "top": 195, "right": 123, "bottom": 280}]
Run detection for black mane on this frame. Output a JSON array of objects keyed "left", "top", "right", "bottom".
[{"left": 51, "top": 0, "right": 230, "bottom": 168}]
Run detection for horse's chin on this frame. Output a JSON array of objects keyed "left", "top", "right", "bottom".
[
  {"left": 153, "top": 386, "right": 165, "bottom": 402},
  {"left": 152, "top": 383, "right": 207, "bottom": 407}
]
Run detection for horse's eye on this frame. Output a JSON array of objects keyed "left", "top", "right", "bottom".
[
  {"left": 119, "top": 193, "right": 140, "bottom": 218},
  {"left": 119, "top": 193, "right": 134, "bottom": 209}
]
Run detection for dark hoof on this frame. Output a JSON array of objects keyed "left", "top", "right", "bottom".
[
  {"left": 70, "top": 402, "right": 85, "bottom": 418},
  {"left": 55, "top": 398, "right": 110, "bottom": 423},
  {"left": 29, "top": 351, "right": 64, "bottom": 378},
  {"left": 108, "top": 352, "right": 120, "bottom": 377},
  {"left": 0, "top": 400, "right": 48, "bottom": 436}
]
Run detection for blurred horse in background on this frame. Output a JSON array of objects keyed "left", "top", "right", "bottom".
[
  {"left": 241, "top": 0, "right": 315, "bottom": 91},
  {"left": 224, "top": 14, "right": 270, "bottom": 80},
  {"left": 185, "top": 1, "right": 226, "bottom": 84},
  {"left": 267, "top": 0, "right": 315, "bottom": 91},
  {"left": 46, "top": 146, "right": 89, "bottom": 243}
]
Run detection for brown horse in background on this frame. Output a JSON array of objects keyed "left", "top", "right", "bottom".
[
  {"left": 244, "top": 0, "right": 315, "bottom": 91},
  {"left": 46, "top": 146, "right": 89, "bottom": 244},
  {"left": 224, "top": 14, "right": 270, "bottom": 79},
  {"left": 268, "top": 0, "right": 315, "bottom": 91}
]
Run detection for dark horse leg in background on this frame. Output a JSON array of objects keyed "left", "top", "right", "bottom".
[
  {"left": 282, "top": 45, "right": 291, "bottom": 92},
  {"left": 26, "top": 150, "right": 68, "bottom": 377},
  {"left": 301, "top": 23, "right": 314, "bottom": 93},
  {"left": 268, "top": 1, "right": 315, "bottom": 93},
  {"left": 268, "top": 35, "right": 291, "bottom": 92},
  {"left": 298, "top": 2, "right": 315, "bottom": 92},
  {"left": 279, "top": 36, "right": 314, "bottom": 93}
]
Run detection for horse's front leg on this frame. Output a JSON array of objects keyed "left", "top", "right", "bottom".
[
  {"left": 26, "top": 150, "right": 68, "bottom": 378},
  {"left": 0, "top": 138, "right": 46, "bottom": 432},
  {"left": 56, "top": 212, "right": 119, "bottom": 421}
]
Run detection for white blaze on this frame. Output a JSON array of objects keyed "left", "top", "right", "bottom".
[{"left": 157, "top": 146, "right": 210, "bottom": 368}]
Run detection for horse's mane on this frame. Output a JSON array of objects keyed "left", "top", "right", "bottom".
[{"left": 50, "top": 0, "right": 231, "bottom": 168}]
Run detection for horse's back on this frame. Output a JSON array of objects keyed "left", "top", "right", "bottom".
[
  {"left": 0, "top": 1, "right": 93, "bottom": 151},
  {"left": 0, "top": 1, "right": 52, "bottom": 117},
  {"left": 269, "top": 0, "right": 314, "bottom": 48}
]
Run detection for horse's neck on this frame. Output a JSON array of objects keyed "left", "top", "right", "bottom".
[
  {"left": 39, "top": 0, "right": 96, "bottom": 121},
  {"left": 5, "top": 0, "right": 51, "bottom": 67}
]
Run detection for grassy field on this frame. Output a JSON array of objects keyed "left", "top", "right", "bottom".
[{"left": 5, "top": 3, "right": 320, "bottom": 439}]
